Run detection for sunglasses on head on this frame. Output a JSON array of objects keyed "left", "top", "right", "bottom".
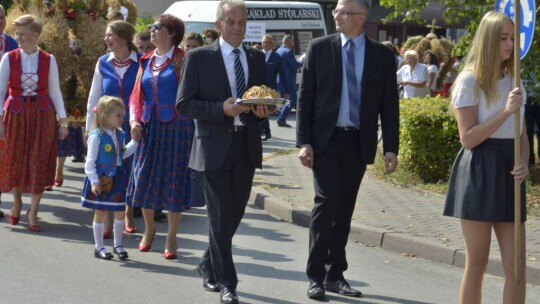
[{"left": 147, "top": 22, "right": 163, "bottom": 31}]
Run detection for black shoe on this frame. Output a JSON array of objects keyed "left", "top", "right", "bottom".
[
  {"left": 113, "top": 246, "right": 129, "bottom": 260},
  {"left": 94, "top": 248, "right": 113, "bottom": 260},
  {"left": 220, "top": 287, "right": 239, "bottom": 304},
  {"left": 72, "top": 156, "right": 85, "bottom": 163},
  {"left": 196, "top": 263, "right": 219, "bottom": 292},
  {"left": 154, "top": 209, "right": 166, "bottom": 221},
  {"left": 277, "top": 121, "right": 291, "bottom": 127},
  {"left": 307, "top": 281, "right": 325, "bottom": 299},
  {"left": 325, "top": 279, "right": 362, "bottom": 297},
  {"left": 0, "top": 210, "right": 4, "bottom": 219},
  {"left": 133, "top": 207, "right": 142, "bottom": 218},
  {"left": 261, "top": 131, "right": 272, "bottom": 141}
]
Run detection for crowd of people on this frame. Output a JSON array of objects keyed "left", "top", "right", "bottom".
[{"left": 0, "top": 0, "right": 532, "bottom": 303}]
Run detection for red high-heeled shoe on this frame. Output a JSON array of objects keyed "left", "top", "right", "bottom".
[
  {"left": 103, "top": 230, "right": 113, "bottom": 239},
  {"left": 163, "top": 250, "right": 177, "bottom": 260},
  {"left": 44, "top": 185, "right": 53, "bottom": 191},
  {"left": 9, "top": 206, "right": 20, "bottom": 225},
  {"left": 124, "top": 225, "right": 137, "bottom": 233},
  {"left": 138, "top": 229, "right": 156, "bottom": 252},
  {"left": 54, "top": 180, "right": 63, "bottom": 187},
  {"left": 26, "top": 210, "right": 41, "bottom": 232}
]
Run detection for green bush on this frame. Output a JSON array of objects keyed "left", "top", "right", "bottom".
[{"left": 399, "top": 96, "right": 461, "bottom": 183}]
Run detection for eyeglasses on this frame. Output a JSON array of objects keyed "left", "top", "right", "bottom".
[
  {"left": 331, "top": 10, "right": 366, "bottom": 17},
  {"left": 147, "top": 22, "right": 163, "bottom": 31}
]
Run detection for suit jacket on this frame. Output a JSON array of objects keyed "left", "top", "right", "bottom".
[
  {"left": 176, "top": 40, "right": 267, "bottom": 171},
  {"left": 276, "top": 45, "right": 301, "bottom": 89},
  {"left": 297, "top": 33, "right": 399, "bottom": 164},
  {"left": 265, "top": 50, "right": 288, "bottom": 93}
]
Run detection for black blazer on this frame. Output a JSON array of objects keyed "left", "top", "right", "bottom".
[
  {"left": 297, "top": 33, "right": 399, "bottom": 164},
  {"left": 176, "top": 41, "right": 267, "bottom": 171}
]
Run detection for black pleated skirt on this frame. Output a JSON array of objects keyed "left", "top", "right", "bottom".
[{"left": 444, "top": 138, "right": 527, "bottom": 222}]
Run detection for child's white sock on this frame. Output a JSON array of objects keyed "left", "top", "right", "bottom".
[
  {"left": 113, "top": 219, "right": 125, "bottom": 248},
  {"left": 93, "top": 221, "right": 105, "bottom": 250}
]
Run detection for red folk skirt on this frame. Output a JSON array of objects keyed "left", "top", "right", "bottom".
[{"left": 0, "top": 102, "right": 58, "bottom": 194}]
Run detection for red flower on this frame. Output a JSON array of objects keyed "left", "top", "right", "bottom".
[
  {"left": 45, "top": 7, "right": 55, "bottom": 17},
  {"left": 86, "top": 9, "right": 97, "bottom": 21},
  {"left": 63, "top": 8, "right": 77, "bottom": 20}
]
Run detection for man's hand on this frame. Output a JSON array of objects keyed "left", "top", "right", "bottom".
[
  {"left": 131, "top": 121, "right": 143, "bottom": 142},
  {"left": 223, "top": 97, "right": 250, "bottom": 117},
  {"left": 298, "top": 144, "right": 314, "bottom": 169},
  {"left": 384, "top": 152, "right": 398, "bottom": 175},
  {"left": 251, "top": 104, "right": 273, "bottom": 118}
]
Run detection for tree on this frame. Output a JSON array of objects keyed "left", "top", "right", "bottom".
[{"left": 380, "top": 0, "right": 540, "bottom": 97}]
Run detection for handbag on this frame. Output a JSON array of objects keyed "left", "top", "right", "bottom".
[{"left": 99, "top": 175, "right": 114, "bottom": 193}]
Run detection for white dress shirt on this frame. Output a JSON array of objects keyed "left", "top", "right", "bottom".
[
  {"left": 85, "top": 128, "right": 139, "bottom": 185},
  {"left": 264, "top": 49, "right": 272, "bottom": 63},
  {"left": 0, "top": 48, "right": 66, "bottom": 117},
  {"left": 86, "top": 50, "right": 139, "bottom": 130},
  {"left": 219, "top": 38, "right": 249, "bottom": 126}
]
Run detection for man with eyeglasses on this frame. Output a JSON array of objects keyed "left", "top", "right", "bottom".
[{"left": 297, "top": 0, "right": 399, "bottom": 300}]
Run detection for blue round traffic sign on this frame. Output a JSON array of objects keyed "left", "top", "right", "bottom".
[{"left": 495, "top": 0, "right": 536, "bottom": 59}]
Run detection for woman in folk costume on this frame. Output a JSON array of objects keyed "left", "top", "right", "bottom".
[
  {"left": 0, "top": 14, "right": 68, "bottom": 232},
  {"left": 81, "top": 96, "right": 138, "bottom": 260},
  {"left": 128, "top": 14, "right": 194, "bottom": 260},
  {"left": 0, "top": 4, "right": 19, "bottom": 219},
  {"left": 86, "top": 20, "right": 140, "bottom": 235}
]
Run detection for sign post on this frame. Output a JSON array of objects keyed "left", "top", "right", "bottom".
[{"left": 495, "top": 0, "right": 536, "bottom": 287}]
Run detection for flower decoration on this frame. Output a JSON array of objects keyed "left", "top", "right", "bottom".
[
  {"left": 104, "top": 144, "right": 113, "bottom": 153},
  {"left": 63, "top": 8, "right": 77, "bottom": 20},
  {"left": 122, "top": 144, "right": 127, "bottom": 153},
  {"left": 172, "top": 52, "right": 184, "bottom": 79}
]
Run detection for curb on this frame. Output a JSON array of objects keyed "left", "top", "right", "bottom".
[{"left": 249, "top": 186, "right": 540, "bottom": 285}]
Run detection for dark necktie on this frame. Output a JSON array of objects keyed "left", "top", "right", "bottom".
[
  {"left": 233, "top": 48, "right": 248, "bottom": 124},
  {"left": 346, "top": 40, "right": 360, "bottom": 127}
]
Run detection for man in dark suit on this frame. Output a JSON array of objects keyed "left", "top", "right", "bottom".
[
  {"left": 297, "top": 0, "right": 399, "bottom": 300},
  {"left": 176, "top": 1, "right": 271, "bottom": 303},
  {"left": 259, "top": 34, "right": 289, "bottom": 140},
  {"left": 276, "top": 34, "right": 303, "bottom": 127}
]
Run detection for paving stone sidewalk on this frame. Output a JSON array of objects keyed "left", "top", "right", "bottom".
[{"left": 251, "top": 152, "right": 540, "bottom": 285}]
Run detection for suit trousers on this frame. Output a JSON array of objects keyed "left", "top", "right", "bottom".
[
  {"left": 200, "top": 130, "right": 255, "bottom": 290},
  {"left": 307, "top": 129, "right": 366, "bottom": 283}
]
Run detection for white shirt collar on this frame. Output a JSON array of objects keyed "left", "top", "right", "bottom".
[
  {"left": 106, "top": 50, "right": 139, "bottom": 63},
  {"left": 219, "top": 37, "right": 245, "bottom": 57},
  {"left": 21, "top": 47, "right": 40, "bottom": 57},
  {"left": 151, "top": 46, "right": 175, "bottom": 59}
]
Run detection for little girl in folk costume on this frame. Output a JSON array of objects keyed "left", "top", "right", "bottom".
[{"left": 81, "top": 96, "right": 138, "bottom": 260}]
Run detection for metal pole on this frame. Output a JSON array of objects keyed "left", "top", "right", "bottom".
[{"left": 513, "top": 0, "right": 522, "bottom": 287}]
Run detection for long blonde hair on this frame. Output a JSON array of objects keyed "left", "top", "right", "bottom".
[
  {"left": 454, "top": 11, "right": 514, "bottom": 106},
  {"left": 92, "top": 96, "right": 125, "bottom": 132}
]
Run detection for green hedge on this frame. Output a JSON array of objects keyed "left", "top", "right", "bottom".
[{"left": 399, "top": 96, "right": 461, "bottom": 183}]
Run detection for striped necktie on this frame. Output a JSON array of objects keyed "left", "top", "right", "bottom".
[{"left": 233, "top": 48, "right": 248, "bottom": 124}]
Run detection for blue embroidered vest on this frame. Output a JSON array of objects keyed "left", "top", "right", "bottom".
[
  {"left": 98, "top": 53, "right": 140, "bottom": 125},
  {"left": 91, "top": 129, "right": 126, "bottom": 178},
  {"left": 140, "top": 57, "right": 183, "bottom": 122}
]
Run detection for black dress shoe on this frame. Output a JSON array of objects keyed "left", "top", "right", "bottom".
[
  {"left": 154, "top": 209, "right": 166, "bottom": 221},
  {"left": 72, "top": 156, "right": 86, "bottom": 163},
  {"left": 261, "top": 131, "right": 272, "bottom": 141},
  {"left": 325, "top": 279, "right": 362, "bottom": 297},
  {"left": 277, "top": 121, "right": 292, "bottom": 127},
  {"left": 220, "top": 287, "right": 239, "bottom": 304},
  {"left": 307, "top": 281, "right": 325, "bottom": 299},
  {"left": 94, "top": 248, "right": 113, "bottom": 260},
  {"left": 196, "top": 264, "right": 219, "bottom": 292},
  {"left": 113, "top": 246, "right": 129, "bottom": 260},
  {"left": 0, "top": 210, "right": 4, "bottom": 219}
]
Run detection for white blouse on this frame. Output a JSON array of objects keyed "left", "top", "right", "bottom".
[
  {"left": 86, "top": 50, "right": 139, "bottom": 130},
  {"left": 397, "top": 63, "right": 429, "bottom": 98},
  {"left": 0, "top": 48, "right": 66, "bottom": 118},
  {"left": 85, "top": 128, "right": 138, "bottom": 185},
  {"left": 452, "top": 71, "right": 526, "bottom": 139}
]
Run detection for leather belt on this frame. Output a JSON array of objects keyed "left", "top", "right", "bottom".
[
  {"left": 335, "top": 126, "right": 359, "bottom": 131},
  {"left": 233, "top": 125, "right": 246, "bottom": 132}
]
